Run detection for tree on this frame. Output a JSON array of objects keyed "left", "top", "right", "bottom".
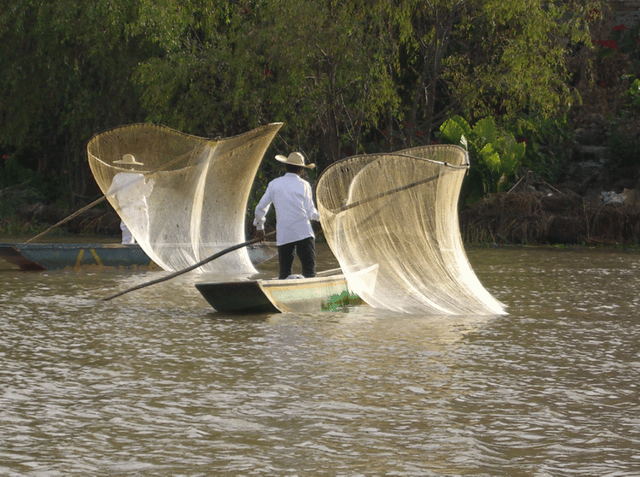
[
  {"left": 132, "top": 0, "right": 401, "bottom": 169},
  {"left": 0, "top": 0, "right": 609, "bottom": 211},
  {"left": 0, "top": 0, "right": 154, "bottom": 204},
  {"left": 242, "top": 0, "right": 399, "bottom": 168},
  {"left": 131, "top": 0, "right": 245, "bottom": 137},
  {"left": 387, "top": 0, "right": 603, "bottom": 145}
]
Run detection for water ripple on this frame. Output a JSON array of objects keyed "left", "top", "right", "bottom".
[{"left": 0, "top": 247, "right": 639, "bottom": 475}]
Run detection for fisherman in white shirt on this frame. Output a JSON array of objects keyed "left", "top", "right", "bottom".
[
  {"left": 107, "top": 154, "right": 154, "bottom": 244},
  {"left": 253, "top": 152, "right": 320, "bottom": 279}
]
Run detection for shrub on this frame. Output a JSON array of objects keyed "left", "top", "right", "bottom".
[{"left": 439, "top": 115, "right": 525, "bottom": 202}]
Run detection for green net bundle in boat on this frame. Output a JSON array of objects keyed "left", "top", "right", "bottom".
[
  {"left": 316, "top": 144, "right": 506, "bottom": 315},
  {"left": 87, "top": 122, "right": 282, "bottom": 274}
]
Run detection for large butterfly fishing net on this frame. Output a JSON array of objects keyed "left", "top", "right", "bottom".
[
  {"left": 316, "top": 144, "right": 506, "bottom": 315},
  {"left": 87, "top": 122, "right": 282, "bottom": 274}
]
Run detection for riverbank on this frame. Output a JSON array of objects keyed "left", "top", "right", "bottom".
[
  {"left": 8, "top": 160, "right": 640, "bottom": 247},
  {"left": 6, "top": 202, "right": 122, "bottom": 238},
  {"left": 460, "top": 156, "right": 640, "bottom": 246},
  {"left": 11, "top": 198, "right": 640, "bottom": 248},
  {"left": 460, "top": 192, "right": 640, "bottom": 246},
  {"left": 460, "top": 180, "right": 640, "bottom": 246}
]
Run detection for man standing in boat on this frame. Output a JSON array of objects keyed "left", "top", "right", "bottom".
[
  {"left": 253, "top": 152, "right": 320, "bottom": 279},
  {"left": 107, "top": 154, "right": 154, "bottom": 244}
]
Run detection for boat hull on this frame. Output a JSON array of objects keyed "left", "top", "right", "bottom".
[
  {"left": 196, "top": 274, "right": 358, "bottom": 313},
  {"left": 0, "top": 242, "right": 276, "bottom": 271},
  {"left": 0, "top": 243, "right": 154, "bottom": 271}
]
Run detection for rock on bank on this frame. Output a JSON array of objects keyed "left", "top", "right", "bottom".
[{"left": 460, "top": 178, "right": 640, "bottom": 246}]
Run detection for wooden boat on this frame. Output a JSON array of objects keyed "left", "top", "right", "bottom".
[
  {"left": 0, "top": 243, "right": 153, "bottom": 271},
  {"left": 196, "top": 272, "right": 361, "bottom": 313},
  {"left": 0, "top": 242, "right": 276, "bottom": 271},
  {"left": 196, "top": 264, "right": 378, "bottom": 314}
]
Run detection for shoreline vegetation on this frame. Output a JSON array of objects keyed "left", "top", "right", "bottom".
[
  {"left": 461, "top": 190, "right": 640, "bottom": 248},
  {"left": 3, "top": 188, "right": 640, "bottom": 250},
  {"left": 1, "top": 5, "right": 639, "bottom": 249}
]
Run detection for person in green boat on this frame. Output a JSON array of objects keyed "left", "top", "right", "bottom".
[
  {"left": 107, "top": 154, "right": 154, "bottom": 244},
  {"left": 253, "top": 152, "right": 320, "bottom": 279}
]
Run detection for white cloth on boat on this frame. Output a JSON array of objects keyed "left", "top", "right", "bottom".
[{"left": 254, "top": 172, "right": 319, "bottom": 246}]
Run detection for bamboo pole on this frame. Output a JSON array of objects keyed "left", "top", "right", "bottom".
[{"left": 101, "top": 231, "right": 276, "bottom": 301}]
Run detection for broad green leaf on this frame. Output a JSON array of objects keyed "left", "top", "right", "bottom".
[
  {"left": 473, "top": 117, "right": 499, "bottom": 145},
  {"left": 440, "top": 116, "right": 471, "bottom": 146}
]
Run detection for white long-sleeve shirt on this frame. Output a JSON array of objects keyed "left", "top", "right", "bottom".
[
  {"left": 107, "top": 172, "right": 154, "bottom": 209},
  {"left": 107, "top": 172, "right": 154, "bottom": 244},
  {"left": 253, "top": 172, "right": 320, "bottom": 246}
]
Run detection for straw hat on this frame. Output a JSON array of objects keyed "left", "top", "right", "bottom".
[
  {"left": 114, "top": 154, "right": 144, "bottom": 166},
  {"left": 275, "top": 152, "right": 315, "bottom": 169}
]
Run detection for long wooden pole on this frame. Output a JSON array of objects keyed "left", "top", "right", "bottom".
[
  {"left": 101, "top": 231, "right": 276, "bottom": 301},
  {"left": 27, "top": 196, "right": 108, "bottom": 243},
  {"left": 335, "top": 173, "right": 440, "bottom": 213}
]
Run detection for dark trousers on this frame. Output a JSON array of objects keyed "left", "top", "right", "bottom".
[{"left": 278, "top": 237, "right": 316, "bottom": 279}]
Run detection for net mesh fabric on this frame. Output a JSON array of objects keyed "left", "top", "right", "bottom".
[
  {"left": 316, "top": 144, "right": 506, "bottom": 315},
  {"left": 87, "top": 122, "right": 282, "bottom": 273}
]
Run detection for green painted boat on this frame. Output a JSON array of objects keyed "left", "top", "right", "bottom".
[
  {"left": 195, "top": 273, "right": 361, "bottom": 313},
  {"left": 0, "top": 242, "right": 276, "bottom": 271}
]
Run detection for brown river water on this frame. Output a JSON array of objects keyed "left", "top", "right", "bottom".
[{"left": 1, "top": 243, "right": 639, "bottom": 475}]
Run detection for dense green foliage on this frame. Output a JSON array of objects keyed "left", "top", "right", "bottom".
[
  {"left": 439, "top": 115, "right": 525, "bottom": 201},
  {"left": 0, "top": 0, "right": 608, "bottom": 212}
]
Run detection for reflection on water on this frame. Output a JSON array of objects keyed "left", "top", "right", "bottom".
[{"left": 1, "top": 245, "right": 639, "bottom": 475}]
